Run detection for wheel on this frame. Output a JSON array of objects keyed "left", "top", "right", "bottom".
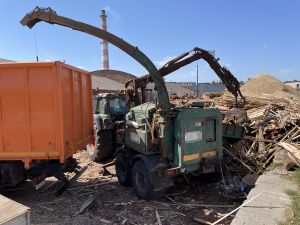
[
  {"left": 115, "top": 151, "right": 132, "bottom": 186},
  {"left": 132, "top": 160, "right": 154, "bottom": 200},
  {"left": 87, "top": 130, "right": 112, "bottom": 162}
]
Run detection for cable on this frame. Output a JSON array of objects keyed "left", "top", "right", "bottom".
[{"left": 35, "top": 29, "right": 39, "bottom": 62}]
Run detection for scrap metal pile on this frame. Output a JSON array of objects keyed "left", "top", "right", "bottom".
[{"left": 172, "top": 73, "right": 300, "bottom": 176}]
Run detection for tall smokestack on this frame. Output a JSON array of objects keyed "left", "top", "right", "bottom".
[{"left": 100, "top": 10, "right": 109, "bottom": 70}]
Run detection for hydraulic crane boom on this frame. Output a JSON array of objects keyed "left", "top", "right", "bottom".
[
  {"left": 126, "top": 47, "right": 245, "bottom": 105},
  {"left": 21, "top": 7, "right": 244, "bottom": 108},
  {"left": 20, "top": 6, "right": 171, "bottom": 110}
]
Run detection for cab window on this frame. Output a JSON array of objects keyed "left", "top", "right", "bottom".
[{"left": 99, "top": 98, "right": 108, "bottom": 114}]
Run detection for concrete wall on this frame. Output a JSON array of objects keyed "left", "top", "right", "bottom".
[
  {"left": 181, "top": 82, "right": 196, "bottom": 87},
  {"left": 196, "top": 83, "right": 226, "bottom": 96},
  {"left": 181, "top": 82, "right": 226, "bottom": 96}
]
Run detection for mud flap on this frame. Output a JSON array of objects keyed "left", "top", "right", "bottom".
[
  {"left": 133, "top": 154, "right": 174, "bottom": 192},
  {"left": 150, "top": 165, "right": 174, "bottom": 191}
]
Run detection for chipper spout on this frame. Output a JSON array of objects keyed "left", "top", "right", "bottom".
[{"left": 20, "top": 6, "right": 171, "bottom": 110}]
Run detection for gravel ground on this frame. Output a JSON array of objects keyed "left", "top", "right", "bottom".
[{"left": 2, "top": 150, "right": 245, "bottom": 225}]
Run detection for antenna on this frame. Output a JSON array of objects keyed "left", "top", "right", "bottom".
[
  {"left": 196, "top": 60, "right": 198, "bottom": 96},
  {"left": 35, "top": 29, "right": 39, "bottom": 62}
]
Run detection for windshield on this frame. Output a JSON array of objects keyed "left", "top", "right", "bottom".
[
  {"left": 109, "top": 98, "right": 127, "bottom": 114},
  {"left": 93, "top": 97, "right": 107, "bottom": 114}
]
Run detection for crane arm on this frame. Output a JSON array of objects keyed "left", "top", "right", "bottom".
[
  {"left": 20, "top": 6, "right": 171, "bottom": 110},
  {"left": 127, "top": 47, "right": 245, "bottom": 103},
  {"left": 194, "top": 47, "right": 245, "bottom": 102}
]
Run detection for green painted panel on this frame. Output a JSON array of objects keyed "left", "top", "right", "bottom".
[
  {"left": 126, "top": 104, "right": 156, "bottom": 123},
  {"left": 222, "top": 123, "right": 245, "bottom": 144},
  {"left": 124, "top": 125, "right": 157, "bottom": 155},
  {"left": 173, "top": 108, "right": 222, "bottom": 172}
]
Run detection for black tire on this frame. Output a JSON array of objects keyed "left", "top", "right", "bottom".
[
  {"left": 115, "top": 151, "right": 132, "bottom": 186},
  {"left": 87, "top": 130, "right": 112, "bottom": 162},
  {"left": 132, "top": 160, "right": 154, "bottom": 200}
]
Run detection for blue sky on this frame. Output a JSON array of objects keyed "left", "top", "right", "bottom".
[{"left": 0, "top": 0, "right": 299, "bottom": 83}]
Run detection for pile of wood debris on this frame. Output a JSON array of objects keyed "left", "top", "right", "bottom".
[
  {"left": 220, "top": 74, "right": 300, "bottom": 175},
  {"left": 223, "top": 104, "right": 300, "bottom": 176},
  {"left": 171, "top": 73, "right": 300, "bottom": 175}
]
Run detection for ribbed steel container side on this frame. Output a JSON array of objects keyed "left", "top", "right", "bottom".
[{"left": 0, "top": 61, "right": 93, "bottom": 168}]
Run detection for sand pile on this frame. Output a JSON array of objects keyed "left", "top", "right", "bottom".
[{"left": 241, "top": 73, "right": 300, "bottom": 99}]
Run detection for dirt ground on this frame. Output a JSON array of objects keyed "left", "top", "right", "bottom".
[{"left": 3, "top": 150, "right": 245, "bottom": 225}]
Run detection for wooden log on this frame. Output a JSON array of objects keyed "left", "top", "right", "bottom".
[
  {"left": 244, "top": 136, "right": 278, "bottom": 144},
  {"left": 258, "top": 125, "right": 265, "bottom": 152},
  {"left": 257, "top": 128, "right": 300, "bottom": 173},
  {"left": 279, "top": 142, "right": 300, "bottom": 166}
]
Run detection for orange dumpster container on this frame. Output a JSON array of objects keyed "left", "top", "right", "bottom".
[{"left": 0, "top": 61, "right": 94, "bottom": 169}]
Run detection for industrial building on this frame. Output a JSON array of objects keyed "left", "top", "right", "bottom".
[
  {"left": 91, "top": 70, "right": 136, "bottom": 94},
  {"left": 146, "top": 82, "right": 196, "bottom": 96},
  {"left": 0, "top": 58, "right": 15, "bottom": 63},
  {"left": 285, "top": 80, "right": 300, "bottom": 92}
]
